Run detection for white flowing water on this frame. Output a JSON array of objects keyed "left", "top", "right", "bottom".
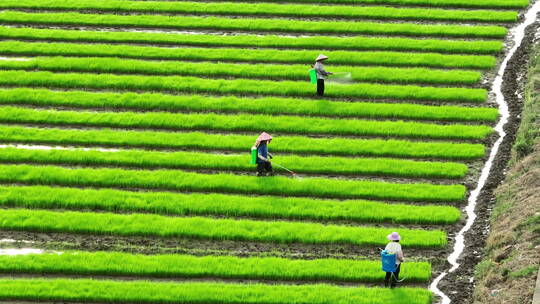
[{"left": 429, "top": 2, "right": 540, "bottom": 303}]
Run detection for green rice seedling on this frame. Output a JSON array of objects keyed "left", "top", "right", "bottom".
[
  {"left": 0, "top": 11, "right": 508, "bottom": 38},
  {"left": 0, "top": 125, "right": 486, "bottom": 159},
  {"left": 0, "top": 0, "right": 518, "bottom": 22},
  {"left": 0, "top": 26, "right": 504, "bottom": 54},
  {"left": 0, "top": 278, "right": 433, "bottom": 304},
  {"left": 0, "top": 208, "right": 448, "bottom": 247},
  {"left": 182, "top": 0, "right": 527, "bottom": 9},
  {"left": 0, "top": 56, "right": 482, "bottom": 85},
  {"left": 0, "top": 250, "right": 431, "bottom": 282},
  {"left": 0, "top": 185, "right": 462, "bottom": 224},
  {"left": 0, "top": 88, "right": 501, "bottom": 122},
  {"left": 0, "top": 164, "right": 465, "bottom": 201},
  {"left": 0, "top": 70, "right": 488, "bottom": 102},
  {"left": 0, "top": 40, "right": 497, "bottom": 69},
  {"left": 0, "top": 147, "right": 469, "bottom": 178},
  {"left": 0, "top": 106, "right": 493, "bottom": 139}
]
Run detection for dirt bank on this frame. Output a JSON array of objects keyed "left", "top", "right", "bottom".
[{"left": 472, "top": 41, "right": 540, "bottom": 304}]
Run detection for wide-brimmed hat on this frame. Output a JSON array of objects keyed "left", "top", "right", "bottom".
[
  {"left": 387, "top": 232, "right": 401, "bottom": 241},
  {"left": 315, "top": 54, "right": 329, "bottom": 61},
  {"left": 255, "top": 132, "right": 272, "bottom": 145}
]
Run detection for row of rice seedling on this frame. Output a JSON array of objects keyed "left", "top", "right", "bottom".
[
  {"left": 0, "top": 185, "right": 462, "bottom": 224},
  {"left": 0, "top": 0, "right": 518, "bottom": 22},
  {"left": 0, "top": 56, "right": 483, "bottom": 85},
  {"left": 0, "top": 250, "right": 431, "bottom": 282},
  {"left": 195, "top": 0, "right": 527, "bottom": 9},
  {"left": 0, "top": 88, "right": 500, "bottom": 122},
  {"left": 0, "top": 164, "right": 466, "bottom": 201},
  {"left": 0, "top": 11, "right": 508, "bottom": 38},
  {"left": 0, "top": 40, "right": 497, "bottom": 69},
  {"left": 0, "top": 70, "right": 488, "bottom": 102},
  {"left": 0, "top": 106, "right": 492, "bottom": 139},
  {"left": 0, "top": 147, "right": 468, "bottom": 178},
  {"left": 0, "top": 254, "right": 342, "bottom": 283},
  {"left": 0, "top": 208, "right": 448, "bottom": 247},
  {"left": 0, "top": 278, "right": 433, "bottom": 304},
  {"left": 0, "top": 125, "right": 486, "bottom": 159},
  {"left": 0, "top": 26, "right": 503, "bottom": 54}
]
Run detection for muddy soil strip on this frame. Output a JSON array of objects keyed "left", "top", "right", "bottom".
[
  {"left": 1, "top": 25, "right": 504, "bottom": 56},
  {"left": 0, "top": 85, "right": 494, "bottom": 108},
  {"left": 0, "top": 175, "right": 462, "bottom": 205},
  {"left": 7, "top": 8, "right": 515, "bottom": 27},
  {"left": 0, "top": 102, "right": 496, "bottom": 125},
  {"left": 0, "top": 103, "right": 495, "bottom": 128},
  {"left": 0, "top": 22, "right": 501, "bottom": 41},
  {"left": 0, "top": 143, "right": 481, "bottom": 166},
  {"left": 0, "top": 139, "right": 484, "bottom": 165},
  {"left": 0, "top": 230, "right": 446, "bottom": 262},
  {"left": 0, "top": 65, "right": 482, "bottom": 89},
  {"left": 0, "top": 181, "right": 466, "bottom": 210},
  {"left": 0, "top": 273, "right": 427, "bottom": 287},
  {"left": 0, "top": 45, "right": 494, "bottom": 73},
  {"left": 0, "top": 202, "right": 455, "bottom": 230},
  {"left": 0, "top": 121, "right": 487, "bottom": 146},
  {"left": 0, "top": 159, "right": 465, "bottom": 185},
  {"left": 120, "top": 0, "right": 526, "bottom": 11},
  {"left": 0, "top": 84, "right": 487, "bottom": 107}
]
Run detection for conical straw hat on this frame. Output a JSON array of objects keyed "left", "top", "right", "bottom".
[
  {"left": 315, "top": 54, "right": 329, "bottom": 61},
  {"left": 255, "top": 132, "right": 273, "bottom": 145}
]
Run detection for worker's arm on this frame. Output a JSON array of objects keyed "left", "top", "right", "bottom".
[
  {"left": 315, "top": 63, "right": 331, "bottom": 76},
  {"left": 257, "top": 154, "right": 268, "bottom": 162},
  {"left": 268, "top": 152, "right": 273, "bottom": 159},
  {"left": 397, "top": 250, "right": 404, "bottom": 262}
]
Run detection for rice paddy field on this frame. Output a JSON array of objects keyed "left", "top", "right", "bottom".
[{"left": 0, "top": 0, "right": 533, "bottom": 303}]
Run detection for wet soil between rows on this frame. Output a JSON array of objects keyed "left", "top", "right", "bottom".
[
  {"left": 10, "top": 8, "right": 517, "bottom": 27},
  {"left": 0, "top": 230, "right": 446, "bottom": 263},
  {"left": 436, "top": 15, "right": 540, "bottom": 304}
]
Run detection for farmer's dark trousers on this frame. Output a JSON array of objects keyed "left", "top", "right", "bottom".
[
  {"left": 384, "top": 264, "right": 401, "bottom": 288},
  {"left": 257, "top": 161, "right": 273, "bottom": 175},
  {"left": 317, "top": 79, "right": 325, "bottom": 96}
]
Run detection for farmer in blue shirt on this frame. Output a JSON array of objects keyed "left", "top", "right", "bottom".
[{"left": 254, "top": 132, "right": 274, "bottom": 177}]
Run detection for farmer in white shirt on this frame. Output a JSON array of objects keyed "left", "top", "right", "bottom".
[
  {"left": 384, "top": 232, "right": 404, "bottom": 288},
  {"left": 314, "top": 54, "right": 333, "bottom": 96}
]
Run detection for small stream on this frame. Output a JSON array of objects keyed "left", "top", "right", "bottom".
[{"left": 429, "top": 2, "right": 540, "bottom": 303}]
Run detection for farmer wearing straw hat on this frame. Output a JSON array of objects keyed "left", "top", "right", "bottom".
[
  {"left": 253, "top": 132, "right": 274, "bottom": 177},
  {"left": 384, "top": 232, "right": 404, "bottom": 288},
  {"left": 314, "top": 54, "right": 333, "bottom": 96}
]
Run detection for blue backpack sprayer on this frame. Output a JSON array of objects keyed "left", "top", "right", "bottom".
[{"left": 381, "top": 250, "right": 405, "bottom": 282}]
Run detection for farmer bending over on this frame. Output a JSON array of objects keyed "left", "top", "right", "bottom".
[
  {"left": 314, "top": 54, "right": 333, "bottom": 96},
  {"left": 254, "top": 132, "right": 274, "bottom": 177},
  {"left": 384, "top": 232, "right": 404, "bottom": 288}
]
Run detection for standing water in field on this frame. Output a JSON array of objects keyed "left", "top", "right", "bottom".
[
  {"left": 430, "top": 2, "right": 540, "bottom": 303},
  {"left": 0, "top": 248, "right": 45, "bottom": 255}
]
